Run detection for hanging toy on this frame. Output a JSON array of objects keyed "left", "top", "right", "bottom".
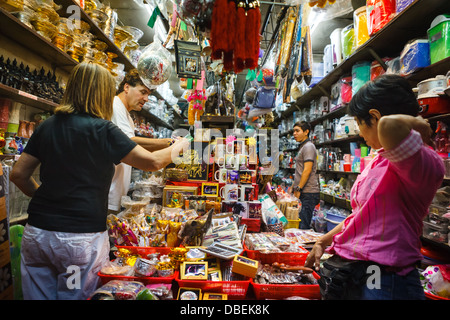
[{"left": 187, "top": 89, "right": 207, "bottom": 125}]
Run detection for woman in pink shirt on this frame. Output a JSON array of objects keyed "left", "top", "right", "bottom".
[{"left": 305, "top": 74, "right": 445, "bottom": 299}]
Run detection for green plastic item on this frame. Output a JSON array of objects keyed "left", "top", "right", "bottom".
[
  {"left": 428, "top": 14, "right": 450, "bottom": 64},
  {"left": 9, "top": 225, "right": 24, "bottom": 300},
  {"left": 341, "top": 24, "right": 356, "bottom": 59}
]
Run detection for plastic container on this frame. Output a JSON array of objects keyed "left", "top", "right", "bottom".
[
  {"left": 370, "top": 59, "right": 390, "bottom": 80},
  {"left": 330, "top": 28, "right": 343, "bottom": 66},
  {"left": 400, "top": 39, "right": 430, "bottom": 76},
  {"left": 428, "top": 15, "right": 450, "bottom": 64},
  {"left": 341, "top": 24, "right": 356, "bottom": 59},
  {"left": 285, "top": 219, "right": 300, "bottom": 229},
  {"left": 251, "top": 272, "right": 321, "bottom": 300},
  {"left": 244, "top": 244, "right": 309, "bottom": 266},
  {"left": 354, "top": 6, "right": 370, "bottom": 47},
  {"left": 323, "top": 44, "right": 333, "bottom": 75},
  {"left": 115, "top": 246, "right": 173, "bottom": 257},
  {"left": 352, "top": 61, "right": 371, "bottom": 95},
  {"left": 97, "top": 270, "right": 178, "bottom": 286},
  {"left": 324, "top": 212, "right": 347, "bottom": 231},
  {"left": 367, "top": 0, "right": 396, "bottom": 36},
  {"left": 340, "top": 76, "right": 353, "bottom": 104},
  {"left": 396, "top": 0, "right": 414, "bottom": 13},
  {"left": 175, "top": 276, "right": 251, "bottom": 299}
]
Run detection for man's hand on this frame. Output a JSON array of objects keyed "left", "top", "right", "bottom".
[{"left": 294, "top": 191, "right": 301, "bottom": 199}]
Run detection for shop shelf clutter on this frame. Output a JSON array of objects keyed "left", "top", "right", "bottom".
[{"left": 3, "top": 0, "right": 450, "bottom": 302}]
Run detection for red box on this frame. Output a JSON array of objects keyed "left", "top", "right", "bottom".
[
  {"left": 115, "top": 246, "right": 173, "bottom": 257},
  {"left": 175, "top": 276, "right": 251, "bottom": 299},
  {"left": 97, "top": 271, "right": 178, "bottom": 286},
  {"left": 250, "top": 272, "right": 321, "bottom": 300},
  {"left": 244, "top": 244, "right": 309, "bottom": 266},
  {"left": 240, "top": 218, "right": 261, "bottom": 232}
]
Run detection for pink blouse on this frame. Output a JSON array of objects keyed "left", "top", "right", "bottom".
[{"left": 327, "top": 130, "right": 445, "bottom": 275}]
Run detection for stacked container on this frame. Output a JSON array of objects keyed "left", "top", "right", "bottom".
[
  {"left": 428, "top": 15, "right": 450, "bottom": 64},
  {"left": 366, "top": 0, "right": 396, "bottom": 36}
]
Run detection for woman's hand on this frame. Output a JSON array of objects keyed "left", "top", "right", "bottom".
[
  {"left": 413, "top": 116, "right": 434, "bottom": 147},
  {"left": 304, "top": 240, "right": 327, "bottom": 271}
]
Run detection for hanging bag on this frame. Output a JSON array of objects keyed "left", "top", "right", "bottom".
[{"left": 253, "top": 87, "right": 276, "bottom": 109}]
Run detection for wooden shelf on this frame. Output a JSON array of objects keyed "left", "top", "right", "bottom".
[
  {"left": 0, "top": 83, "right": 57, "bottom": 112},
  {"left": 134, "top": 109, "right": 174, "bottom": 130},
  {"left": 314, "top": 135, "right": 363, "bottom": 147},
  {"left": 280, "top": 0, "right": 450, "bottom": 118},
  {"left": 55, "top": 0, "right": 135, "bottom": 71},
  {"left": 310, "top": 105, "right": 348, "bottom": 127},
  {"left": 0, "top": 7, "right": 78, "bottom": 73},
  {"left": 318, "top": 169, "right": 360, "bottom": 175}
]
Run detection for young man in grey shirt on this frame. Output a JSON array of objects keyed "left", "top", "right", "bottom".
[{"left": 292, "top": 121, "right": 320, "bottom": 229}]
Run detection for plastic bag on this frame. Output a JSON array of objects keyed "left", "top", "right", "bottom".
[
  {"left": 137, "top": 40, "right": 172, "bottom": 89},
  {"left": 260, "top": 194, "right": 288, "bottom": 226},
  {"left": 421, "top": 265, "right": 450, "bottom": 298},
  {"left": 367, "top": 0, "right": 396, "bottom": 36}
]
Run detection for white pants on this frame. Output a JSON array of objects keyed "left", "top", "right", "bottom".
[{"left": 21, "top": 224, "right": 110, "bottom": 300}]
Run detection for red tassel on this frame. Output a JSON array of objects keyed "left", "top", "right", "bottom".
[
  {"left": 228, "top": 0, "right": 236, "bottom": 54},
  {"left": 233, "top": 5, "right": 246, "bottom": 73},
  {"left": 211, "top": 0, "right": 228, "bottom": 60},
  {"left": 245, "top": 6, "right": 260, "bottom": 70}
]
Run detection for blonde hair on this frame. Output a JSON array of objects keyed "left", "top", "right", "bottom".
[{"left": 55, "top": 62, "right": 116, "bottom": 120}]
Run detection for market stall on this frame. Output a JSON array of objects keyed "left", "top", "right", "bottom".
[{"left": 0, "top": 0, "right": 449, "bottom": 302}]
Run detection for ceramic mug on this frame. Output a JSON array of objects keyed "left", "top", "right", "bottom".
[
  {"left": 240, "top": 184, "right": 255, "bottom": 201},
  {"left": 225, "top": 154, "right": 238, "bottom": 170},
  {"left": 239, "top": 170, "right": 255, "bottom": 184},
  {"left": 238, "top": 154, "right": 249, "bottom": 170},
  {"left": 220, "top": 184, "right": 239, "bottom": 201},
  {"left": 215, "top": 168, "right": 227, "bottom": 183},
  {"left": 226, "top": 170, "right": 239, "bottom": 184}
]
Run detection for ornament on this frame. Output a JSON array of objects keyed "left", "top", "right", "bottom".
[{"left": 137, "top": 41, "right": 172, "bottom": 89}]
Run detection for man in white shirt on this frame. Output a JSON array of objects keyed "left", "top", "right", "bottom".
[{"left": 108, "top": 69, "right": 174, "bottom": 213}]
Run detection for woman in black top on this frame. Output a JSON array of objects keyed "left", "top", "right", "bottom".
[{"left": 10, "top": 62, "right": 188, "bottom": 300}]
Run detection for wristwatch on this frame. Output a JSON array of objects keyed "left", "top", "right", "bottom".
[{"left": 293, "top": 186, "right": 303, "bottom": 192}]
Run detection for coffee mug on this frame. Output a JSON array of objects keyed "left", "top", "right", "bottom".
[
  {"left": 240, "top": 185, "right": 255, "bottom": 201},
  {"left": 226, "top": 142, "right": 235, "bottom": 154},
  {"left": 239, "top": 170, "right": 256, "bottom": 185},
  {"left": 225, "top": 154, "right": 238, "bottom": 170},
  {"left": 238, "top": 154, "right": 249, "bottom": 170},
  {"left": 215, "top": 144, "right": 225, "bottom": 162},
  {"left": 215, "top": 168, "right": 227, "bottom": 183},
  {"left": 227, "top": 170, "right": 239, "bottom": 184},
  {"left": 220, "top": 184, "right": 239, "bottom": 201}
]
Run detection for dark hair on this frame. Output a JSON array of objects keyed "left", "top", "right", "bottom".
[
  {"left": 348, "top": 74, "right": 420, "bottom": 127},
  {"left": 116, "top": 69, "right": 147, "bottom": 94},
  {"left": 293, "top": 121, "right": 311, "bottom": 136}
]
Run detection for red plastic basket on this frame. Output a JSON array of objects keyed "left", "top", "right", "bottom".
[
  {"left": 175, "top": 276, "right": 251, "bottom": 299},
  {"left": 98, "top": 246, "right": 178, "bottom": 285},
  {"left": 250, "top": 272, "right": 321, "bottom": 300},
  {"left": 241, "top": 218, "right": 261, "bottom": 232},
  {"left": 244, "top": 244, "right": 309, "bottom": 265},
  {"left": 425, "top": 292, "right": 450, "bottom": 300},
  {"left": 115, "top": 246, "right": 173, "bottom": 257},
  {"left": 97, "top": 271, "right": 178, "bottom": 286}
]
